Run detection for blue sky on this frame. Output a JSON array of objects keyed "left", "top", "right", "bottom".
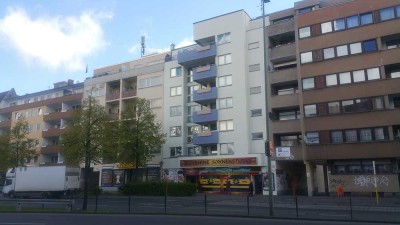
[{"left": 0, "top": 0, "right": 298, "bottom": 95}]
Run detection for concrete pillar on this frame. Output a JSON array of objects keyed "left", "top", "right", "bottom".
[{"left": 305, "top": 161, "right": 314, "bottom": 196}]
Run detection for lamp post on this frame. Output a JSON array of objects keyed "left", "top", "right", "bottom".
[{"left": 261, "top": 0, "right": 274, "bottom": 217}]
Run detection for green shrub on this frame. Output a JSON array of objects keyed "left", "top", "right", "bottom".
[{"left": 120, "top": 181, "right": 196, "bottom": 196}]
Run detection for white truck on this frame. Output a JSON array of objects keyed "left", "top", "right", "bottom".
[{"left": 2, "top": 166, "right": 80, "bottom": 198}]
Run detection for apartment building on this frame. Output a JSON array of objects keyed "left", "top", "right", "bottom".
[
  {"left": 0, "top": 80, "right": 83, "bottom": 165},
  {"left": 85, "top": 53, "right": 167, "bottom": 190}
]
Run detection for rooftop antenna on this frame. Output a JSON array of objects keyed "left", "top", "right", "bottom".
[{"left": 141, "top": 36, "right": 146, "bottom": 57}]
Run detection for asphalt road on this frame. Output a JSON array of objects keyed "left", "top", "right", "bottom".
[{"left": 0, "top": 213, "right": 398, "bottom": 225}]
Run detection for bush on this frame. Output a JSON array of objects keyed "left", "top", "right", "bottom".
[{"left": 120, "top": 181, "right": 196, "bottom": 196}]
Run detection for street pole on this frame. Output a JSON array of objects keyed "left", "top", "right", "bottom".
[
  {"left": 372, "top": 161, "right": 379, "bottom": 205},
  {"left": 261, "top": 0, "right": 274, "bottom": 217}
]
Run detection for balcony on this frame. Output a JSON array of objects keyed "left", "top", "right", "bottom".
[
  {"left": 273, "top": 145, "right": 303, "bottom": 161},
  {"left": 43, "top": 110, "right": 74, "bottom": 121},
  {"left": 193, "top": 109, "right": 218, "bottom": 124},
  {"left": 193, "top": 64, "right": 217, "bottom": 84},
  {"left": 0, "top": 119, "right": 11, "bottom": 128},
  {"left": 106, "top": 92, "right": 120, "bottom": 101},
  {"left": 270, "top": 93, "right": 299, "bottom": 109},
  {"left": 193, "top": 130, "right": 219, "bottom": 145},
  {"left": 178, "top": 44, "right": 216, "bottom": 66},
  {"left": 271, "top": 119, "right": 301, "bottom": 134},
  {"left": 42, "top": 127, "right": 64, "bottom": 138},
  {"left": 121, "top": 89, "right": 137, "bottom": 98},
  {"left": 269, "top": 43, "right": 296, "bottom": 64},
  {"left": 267, "top": 19, "right": 295, "bottom": 37},
  {"left": 193, "top": 87, "right": 217, "bottom": 104},
  {"left": 269, "top": 68, "right": 298, "bottom": 84},
  {"left": 40, "top": 145, "right": 60, "bottom": 154}
]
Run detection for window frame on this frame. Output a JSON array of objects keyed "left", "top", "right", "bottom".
[
  {"left": 170, "top": 86, "right": 182, "bottom": 97},
  {"left": 218, "top": 54, "right": 232, "bottom": 65},
  {"left": 299, "top": 27, "right": 311, "bottom": 38}
]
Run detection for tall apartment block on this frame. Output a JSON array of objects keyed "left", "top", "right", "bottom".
[
  {"left": 0, "top": 80, "right": 83, "bottom": 165},
  {"left": 85, "top": 53, "right": 167, "bottom": 190}
]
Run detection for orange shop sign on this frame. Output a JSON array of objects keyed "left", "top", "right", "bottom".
[{"left": 180, "top": 157, "right": 257, "bottom": 167}]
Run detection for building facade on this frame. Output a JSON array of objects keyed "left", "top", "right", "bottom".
[{"left": 0, "top": 80, "right": 83, "bottom": 165}]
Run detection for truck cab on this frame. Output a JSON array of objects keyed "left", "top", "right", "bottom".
[{"left": 2, "top": 168, "right": 16, "bottom": 198}]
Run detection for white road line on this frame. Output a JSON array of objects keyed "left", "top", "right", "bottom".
[{"left": 0, "top": 223, "right": 45, "bottom": 225}]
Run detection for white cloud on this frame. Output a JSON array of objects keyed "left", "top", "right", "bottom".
[
  {"left": 0, "top": 7, "right": 111, "bottom": 71},
  {"left": 128, "top": 37, "right": 195, "bottom": 55}
]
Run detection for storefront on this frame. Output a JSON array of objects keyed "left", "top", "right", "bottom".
[{"left": 174, "top": 157, "right": 265, "bottom": 195}]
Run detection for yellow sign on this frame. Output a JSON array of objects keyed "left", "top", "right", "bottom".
[
  {"left": 180, "top": 157, "right": 257, "bottom": 167},
  {"left": 116, "top": 162, "right": 136, "bottom": 169}
]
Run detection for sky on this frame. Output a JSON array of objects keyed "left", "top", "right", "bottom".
[{"left": 0, "top": 0, "right": 298, "bottom": 96}]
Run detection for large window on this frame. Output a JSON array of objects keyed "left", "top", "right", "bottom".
[
  {"left": 328, "top": 102, "right": 340, "bottom": 114},
  {"left": 302, "top": 78, "right": 315, "bottom": 90},
  {"left": 352, "top": 70, "right": 366, "bottom": 82},
  {"left": 304, "top": 104, "right": 317, "bottom": 117},
  {"left": 299, "top": 27, "right": 311, "bottom": 38},
  {"left": 170, "top": 126, "right": 182, "bottom": 137},
  {"left": 217, "top": 32, "right": 231, "bottom": 45},
  {"left": 349, "top": 42, "right": 362, "bottom": 54},
  {"left": 305, "top": 132, "right": 319, "bottom": 144},
  {"left": 219, "top": 120, "right": 233, "bottom": 131},
  {"left": 218, "top": 54, "right": 232, "bottom": 65},
  {"left": 346, "top": 15, "right": 359, "bottom": 28},
  {"left": 170, "top": 106, "right": 182, "bottom": 117},
  {"left": 323, "top": 47, "right": 335, "bottom": 59},
  {"left": 218, "top": 75, "right": 232, "bottom": 87},
  {"left": 170, "top": 67, "right": 182, "bottom": 77},
  {"left": 300, "top": 52, "right": 313, "bottom": 63},
  {"left": 360, "top": 129, "right": 372, "bottom": 142},
  {"left": 363, "top": 40, "right": 377, "bottom": 52},
  {"left": 331, "top": 131, "right": 344, "bottom": 143},
  {"left": 334, "top": 19, "right": 345, "bottom": 31},
  {"left": 360, "top": 13, "right": 373, "bottom": 25},
  {"left": 170, "top": 86, "right": 182, "bottom": 96},
  {"left": 321, "top": 22, "right": 333, "bottom": 33},
  {"left": 336, "top": 45, "right": 348, "bottom": 57},
  {"left": 380, "top": 7, "right": 395, "bottom": 21},
  {"left": 219, "top": 97, "right": 233, "bottom": 109},
  {"left": 326, "top": 74, "right": 338, "bottom": 86},
  {"left": 345, "top": 130, "right": 358, "bottom": 142},
  {"left": 138, "top": 76, "right": 161, "bottom": 89},
  {"left": 278, "top": 109, "right": 300, "bottom": 120},
  {"left": 367, "top": 68, "right": 380, "bottom": 80},
  {"left": 220, "top": 143, "right": 234, "bottom": 155},
  {"left": 279, "top": 135, "right": 301, "bottom": 146},
  {"left": 339, "top": 72, "right": 351, "bottom": 84}
]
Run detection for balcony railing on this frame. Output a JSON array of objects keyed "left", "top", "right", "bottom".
[
  {"left": 0, "top": 119, "right": 11, "bottom": 128},
  {"left": 178, "top": 44, "right": 216, "bottom": 66},
  {"left": 193, "top": 64, "right": 217, "bottom": 84},
  {"left": 269, "top": 43, "right": 296, "bottom": 63},
  {"left": 122, "top": 89, "right": 137, "bottom": 98},
  {"left": 40, "top": 145, "right": 60, "bottom": 154},
  {"left": 43, "top": 110, "right": 74, "bottom": 121},
  {"left": 42, "top": 127, "right": 64, "bottom": 138},
  {"left": 193, "top": 130, "right": 219, "bottom": 145},
  {"left": 106, "top": 92, "right": 120, "bottom": 101},
  {"left": 193, "top": 87, "right": 218, "bottom": 104},
  {"left": 192, "top": 109, "right": 218, "bottom": 124}
]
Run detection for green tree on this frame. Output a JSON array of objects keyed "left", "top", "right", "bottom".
[
  {"left": 0, "top": 133, "right": 11, "bottom": 172},
  {"left": 117, "top": 98, "right": 165, "bottom": 182},
  {"left": 61, "top": 96, "right": 110, "bottom": 211},
  {"left": 9, "top": 117, "right": 36, "bottom": 167}
]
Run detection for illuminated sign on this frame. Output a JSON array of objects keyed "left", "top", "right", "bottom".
[
  {"left": 180, "top": 157, "right": 257, "bottom": 167},
  {"left": 116, "top": 162, "right": 135, "bottom": 169}
]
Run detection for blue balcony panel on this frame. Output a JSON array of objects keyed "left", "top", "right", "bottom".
[
  {"left": 193, "top": 131, "right": 219, "bottom": 145},
  {"left": 193, "top": 64, "right": 217, "bottom": 84},
  {"left": 177, "top": 44, "right": 216, "bottom": 66},
  {"left": 193, "top": 87, "right": 217, "bottom": 104},
  {"left": 192, "top": 109, "right": 218, "bottom": 124}
]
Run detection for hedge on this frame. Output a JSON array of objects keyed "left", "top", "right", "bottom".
[{"left": 120, "top": 181, "right": 196, "bottom": 196}]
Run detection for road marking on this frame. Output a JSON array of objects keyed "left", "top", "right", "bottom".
[
  {"left": 0, "top": 223, "right": 45, "bottom": 225},
  {"left": 318, "top": 213, "right": 348, "bottom": 217}
]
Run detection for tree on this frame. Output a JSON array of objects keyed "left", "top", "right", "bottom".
[
  {"left": 116, "top": 98, "right": 165, "bottom": 182},
  {"left": 9, "top": 117, "right": 36, "bottom": 167},
  {"left": 61, "top": 96, "right": 110, "bottom": 211},
  {"left": 0, "top": 133, "right": 11, "bottom": 172}
]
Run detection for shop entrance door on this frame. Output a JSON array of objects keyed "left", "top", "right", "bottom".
[{"left": 254, "top": 174, "right": 263, "bottom": 195}]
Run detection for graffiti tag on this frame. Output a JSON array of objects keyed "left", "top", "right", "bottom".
[{"left": 353, "top": 175, "right": 390, "bottom": 187}]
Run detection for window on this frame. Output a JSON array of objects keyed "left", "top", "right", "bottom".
[
  {"left": 170, "top": 126, "right": 182, "bottom": 137},
  {"left": 397, "top": 6, "right": 400, "bottom": 17},
  {"left": 170, "top": 67, "right": 182, "bottom": 77},
  {"left": 336, "top": 45, "right": 348, "bottom": 57},
  {"left": 138, "top": 76, "right": 162, "bottom": 89},
  {"left": 28, "top": 124, "right": 34, "bottom": 133},
  {"left": 279, "top": 135, "right": 301, "bottom": 146},
  {"left": 328, "top": 102, "right": 340, "bottom": 114},
  {"left": 170, "top": 86, "right": 182, "bottom": 96},
  {"left": 305, "top": 132, "right": 319, "bottom": 144},
  {"left": 363, "top": 40, "right": 377, "bottom": 52},
  {"left": 302, "top": 78, "right": 315, "bottom": 90},
  {"left": 30, "top": 109, "right": 35, "bottom": 117},
  {"left": 299, "top": 6, "right": 315, "bottom": 14},
  {"left": 219, "top": 97, "right": 233, "bottom": 109},
  {"left": 321, "top": 22, "right": 332, "bottom": 33},
  {"left": 350, "top": 42, "right": 362, "bottom": 54},
  {"left": 149, "top": 98, "right": 162, "bottom": 108},
  {"left": 219, "top": 120, "right": 233, "bottom": 131},
  {"left": 360, "top": 129, "right": 372, "bottom": 141},
  {"left": 218, "top": 75, "right": 232, "bottom": 87},
  {"left": 342, "top": 100, "right": 354, "bottom": 113},
  {"left": 38, "top": 108, "right": 42, "bottom": 115},
  {"left": 220, "top": 143, "right": 234, "bottom": 155},
  {"left": 367, "top": 68, "right": 380, "bottom": 80},
  {"left": 250, "top": 86, "right": 261, "bottom": 94},
  {"left": 217, "top": 32, "right": 231, "bottom": 45},
  {"left": 373, "top": 97, "right": 384, "bottom": 109},
  {"left": 304, "top": 104, "right": 317, "bottom": 117},
  {"left": 301, "top": 52, "right": 313, "bottom": 63},
  {"left": 339, "top": 72, "right": 351, "bottom": 84},
  {"left": 326, "top": 74, "right": 338, "bottom": 86},
  {"left": 345, "top": 130, "right": 358, "bottom": 142},
  {"left": 360, "top": 13, "right": 373, "bottom": 25},
  {"left": 323, "top": 47, "right": 335, "bottom": 59},
  {"left": 331, "top": 131, "right": 343, "bottom": 143},
  {"left": 248, "top": 42, "right": 259, "bottom": 49},
  {"left": 278, "top": 109, "right": 300, "bottom": 120},
  {"left": 374, "top": 128, "right": 385, "bottom": 140},
  {"left": 170, "top": 106, "right": 182, "bottom": 117},
  {"left": 252, "top": 132, "right": 263, "bottom": 140},
  {"left": 380, "top": 7, "right": 395, "bottom": 21},
  {"left": 251, "top": 109, "right": 262, "bottom": 117},
  {"left": 249, "top": 64, "right": 260, "bottom": 72},
  {"left": 353, "top": 70, "right": 366, "bottom": 82},
  {"left": 170, "top": 147, "right": 182, "bottom": 157},
  {"left": 334, "top": 19, "right": 345, "bottom": 31},
  {"left": 36, "top": 123, "right": 41, "bottom": 131},
  {"left": 299, "top": 27, "right": 311, "bottom": 38},
  {"left": 218, "top": 54, "right": 232, "bottom": 65},
  {"left": 346, "top": 15, "right": 359, "bottom": 28}
]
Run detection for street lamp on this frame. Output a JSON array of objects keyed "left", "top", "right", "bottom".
[{"left": 261, "top": 0, "right": 274, "bottom": 217}]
